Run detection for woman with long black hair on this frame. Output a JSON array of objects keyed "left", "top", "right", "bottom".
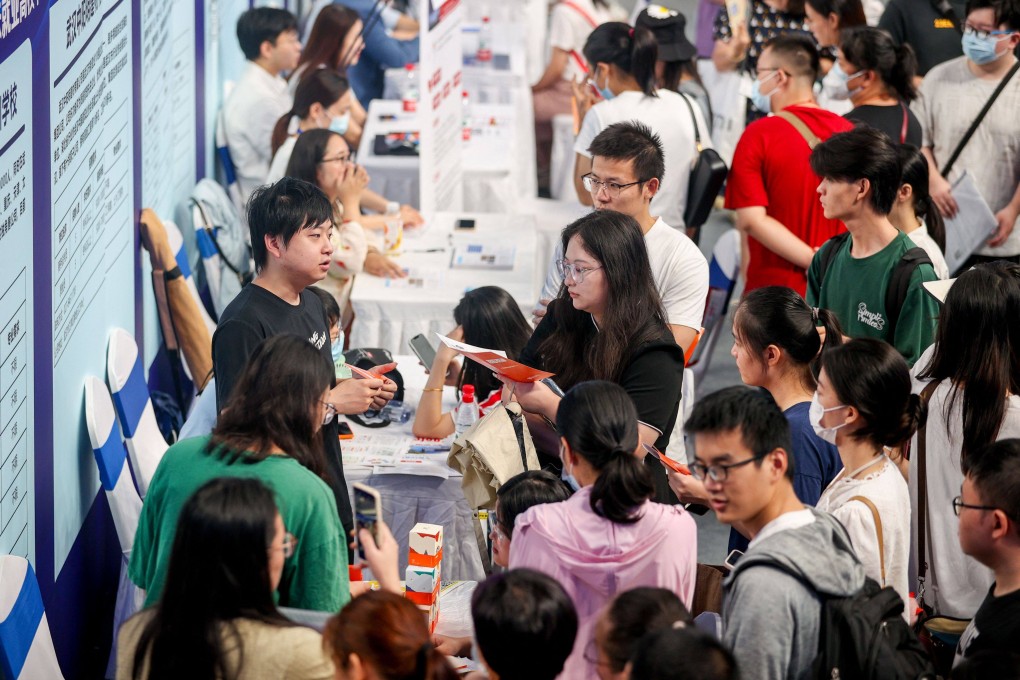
[
  {"left": 412, "top": 286, "right": 533, "bottom": 439},
  {"left": 509, "top": 380, "right": 697, "bottom": 680},
  {"left": 505, "top": 210, "right": 684, "bottom": 498},
  {"left": 910, "top": 262, "right": 1020, "bottom": 619},
  {"left": 889, "top": 145, "right": 949, "bottom": 279},
  {"left": 120, "top": 477, "right": 334, "bottom": 679}
]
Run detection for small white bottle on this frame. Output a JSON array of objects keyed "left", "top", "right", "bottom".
[
  {"left": 454, "top": 384, "right": 479, "bottom": 438},
  {"left": 402, "top": 63, "right": 419, "bottom": 113}
]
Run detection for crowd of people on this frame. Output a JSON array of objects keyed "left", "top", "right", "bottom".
[{"left": 116, "top": 0, "right": 1020, "bottom": 678}]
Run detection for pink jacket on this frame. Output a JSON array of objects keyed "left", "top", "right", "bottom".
[{"left": 508, "top": 486, "right": 698, "bottom": 680}]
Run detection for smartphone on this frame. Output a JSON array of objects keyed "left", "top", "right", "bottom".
[
  {"left": 540, "top": 377, "right": 565, "bottom": 397},
  {"left": 409, "top": 333, "right": 437, "bottom": 367},
  {"left": 642, "top": 443, "right": 691, "bottom": 475},
  {"left": 353, "top": 483, "right": 382, "bottom": 559},
  {"left": 455, "top": 218, "right": 476, "bottom": 230},
  {"left": 338, "top": 421, "right": 354, "bottom": 440}
]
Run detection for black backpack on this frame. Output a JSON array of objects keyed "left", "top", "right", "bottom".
[
  {"left": 811, "top": 577, "right": 935, "bottom": 680},
  {"left": 815, "top": 232, "right": 933, "bottom": 339}
]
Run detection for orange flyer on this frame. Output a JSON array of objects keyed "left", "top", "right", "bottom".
[{"left": 436, "top": 334, "right": 554, "bottom": 383}]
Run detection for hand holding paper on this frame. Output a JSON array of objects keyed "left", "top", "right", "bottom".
[{"left": 435, "top": 334, "right": 554, "bottom": 382}]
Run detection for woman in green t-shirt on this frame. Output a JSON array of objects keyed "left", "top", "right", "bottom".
[{"left": 129, "top": 335, "right": 399, "bottom": 613}]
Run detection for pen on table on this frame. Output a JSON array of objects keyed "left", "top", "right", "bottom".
[{"left": 404, "top": 247, "right": 446, "bottom": 253}]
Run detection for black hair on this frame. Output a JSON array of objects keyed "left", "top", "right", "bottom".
[
  {"left": 237, "top": 7, "right": 298, "bottom": 61},
  {"left": 272, "top": 69, "right": 350, "bottom": 156},
  {"left": 630, "top": 627, "right": 741, "bottom": 680},
  {"left": 962, "top": 439, "right": 1020, "bottom": 532},
  {"left": 661, "top": 61, "right": 704, "bottom": 91},
  {"left": 806, "top": 0, "right": 867, "bottom": 27},
  {"left": 539, "top": 210, "right": 669, "bottom": 388},
  {"left": 453, "top": 286, "right": 533, "bottom": 399},
  {"left": 600, "top": 588, "right": 692, "bottom": 675},
  {"left": 951, "top": 650, "right": 1020, "bottom": 680},
  {"left": 557, "top": 381, "right": 654, "bottom": 524},
  {"left": 209, "top": 335, "right": 332, "bottom": 478},
  {"left": 820, "top": 338, "right": 925, "bottom": 452},
  {"left": 583, "top": 22, "right": 659, "bottom": 97},
  {"left": 733, "top": 286, "right": 844, "bottom": 393},
  {"left": 285, "top": 128, "right": 338, "bottom": 192},
  {"left": 494, "top": 470, "right": 572, "bottom": 539},
  {"left": 839, "top": 26, "right": 918, "bottom": 102},
  {"left": 896, "top": 145, "right": 946, "bottom": 252},
  {"left": 132, "top": 478, "right": 291, "bottom": 680},
  {"left": 919, "top": 263, "right": 1020, "bottom": 460},
  {"left": 965, "top": 0, "right": 1020, "bottom": 30},
  {"left": 588, "top": 120, "right": 666, "bottom": 183},
  {"left": 297, "top": 4, "right": 362, "bottom": 75},
  {"left": 247, "top": 177, "right": 334, "bottom": 274},
  {"left": 308, "top": 285, "right": 341, "bottom": 329},
  {"left": 472, "top": 570, "right": 578, "bottom": 680},
  {"left": 810, "top": 127, "right": 902, "bottom": 215},
  {"left": 763, "top": 34, "right": 820, "bottom": 81},
  {"left": 685, "top": 386, "right": 795, "bottom": 479}
]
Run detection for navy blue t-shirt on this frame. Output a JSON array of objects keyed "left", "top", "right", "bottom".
[{"left": 727, "top": 401, "right": 843, "bottom": 553}]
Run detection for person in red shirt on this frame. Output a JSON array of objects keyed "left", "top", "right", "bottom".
[{"left": 726, "top": 34, "right": 854, "bottom": 295}]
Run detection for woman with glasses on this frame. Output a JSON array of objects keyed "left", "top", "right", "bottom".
[
  {"left": 285, "top": 129, "right": 406, "bottom": 314},
  {"left": 571, "top": 22, "right": 712, "bottom": 229},
  {"left": 412, "top": 287, "right": 533, "bottom": 439},
  {"left": 813, "top": 338, "right": 924, "bottom": 617},
  {"left": 508, "top": 380, "right": 697, "bottom": 680},
  {"left": 129, "top": 335, "right": 401, "bottom": 614},
  {"left": 119, "top": 477, "right": 335, "bottom": 679},
  {"left": 269, "top": 70, "right": 423, "bottom": 236},
  {"left": 909, "top": 262, "right": 1020, "bottom": 619},
  {"left": 507, "top": 210, "right": 685, "bottom": 498}
]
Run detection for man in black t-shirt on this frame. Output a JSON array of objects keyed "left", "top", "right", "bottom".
[
  {"left": 212, "top": 178, "right": 396, "bottom": 536},
  {"left": 879, "top": 0, "right": 966, "bottom": 76},
  {"left": 953, "top": 438, "right": 1020, "bottom": 668}
]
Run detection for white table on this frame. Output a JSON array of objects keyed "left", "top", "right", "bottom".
[
  {"left": 343, "top": 354, "right": 486, "bottom": 582},
  {"left": 348, "top": 212, "right": 540, "bottom": 355}
]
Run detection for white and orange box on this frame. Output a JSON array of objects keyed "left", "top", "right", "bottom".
[{"left": 406, "top": 523, "right": 444, "bottom": 632}]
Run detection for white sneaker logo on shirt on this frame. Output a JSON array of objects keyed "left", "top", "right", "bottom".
[{"left": 857, "top": 302, "right": 885, "bottom": 331}]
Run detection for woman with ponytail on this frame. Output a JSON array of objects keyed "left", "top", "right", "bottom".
[
  {"left": 571, "top": 21, "right": 711, "bottom": 229},
  {"left": 814, "top": 338, "right": 923, "bottom": 615},
  {"left": 670, "top": 286, "right": 846, "bottom": 552},
  {"left": 889, "top": 145, "right": 949, "bottom": 279},
  {"left": 910, "top": 262, "right": 1020, "bottom": 619},
  {"left": 324, "top": 591, "right": 458, "bottom": 680},
  {"left": 509, "top": 380, "right": 697, "bottom": 680},
  {"left": 837, "top": 26, "right": 923, "bottom": 146}
]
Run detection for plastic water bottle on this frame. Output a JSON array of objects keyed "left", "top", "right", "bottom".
[
  {"left": 454, "top": 384, "right": 479, "bottom": 438},
  {"left": 462, "top": 90, "right": 472, "bottom": 141},
  {"left": 402, "top": 63, "right": 419, "bottom": 113},
  {"left": 476, "top": 17, "right": 493, "bottom": 66}
]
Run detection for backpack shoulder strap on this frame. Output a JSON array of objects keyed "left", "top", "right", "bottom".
[
  {"left": 849, "top": 495, "right": 886, "bottom": 586},
  {"left": 816, "top": 232, "right": 851, "bottom": 286},
  {"left": 885, "top": 246, "right": 933, "bottom": 339},
  {"left": 775, "top": 110, "right": 822, "bottom": 149}
]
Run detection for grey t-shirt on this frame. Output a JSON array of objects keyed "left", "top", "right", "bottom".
[{"left": 912, "top": 57, "right": 1020, "bottom": 256}]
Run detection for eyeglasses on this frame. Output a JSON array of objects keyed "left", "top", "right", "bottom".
[
  {"left": 755, "top": 67, "right": 786, "bottom": 80},
  {"left": 952, "top": 496, "right": 998, "bottom": 517},
  {"left": 319, "top": 151, "right": 356, "bottom": 165},
  {"left": 556, "top": 259, "right": 603, "bottom": 283},
  {"left": 690, "top": 452, "right": 769, "bottom": 482},
  {"left": 489, "top": 521, "right": 508, "bottom": 542},
  {"left": 963, "top": 24, "right": 1016, "bottom": 40},
  {"left": 270, "top": 532, "right": 299, "bottom": 559},
  {"left": 321, "top": 400, "right": 337, "bottom": 425},
  {"left": 581, "top": 173, "right": 646, "bottom": 198}
]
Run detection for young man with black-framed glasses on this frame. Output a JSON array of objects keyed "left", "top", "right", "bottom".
[{"left": 686, "top": 385, "right": 865, "bottom": 680}]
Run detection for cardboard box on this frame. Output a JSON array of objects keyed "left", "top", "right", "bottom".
[
  {"left": 409, "top": 523, "right": 444, "bottom": 568},
  {"left": 406, "top": 565, "right": 440, "bottom": 606}
]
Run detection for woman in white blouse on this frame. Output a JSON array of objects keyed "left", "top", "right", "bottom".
[{"left": 813, "top": 338, "right": 924, "bottom": 617}]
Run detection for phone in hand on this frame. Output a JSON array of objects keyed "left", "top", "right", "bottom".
[
  {"left": 353, "top": 483, "right": 382, "bottom": 560},
  {"left": 409, "top": 333, "right": 437, "bottom": 367},
  {"left": 642, "top": 443, "right": 691, "bottom": 475}
]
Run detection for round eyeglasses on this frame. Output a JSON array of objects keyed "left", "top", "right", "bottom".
[
  {"left": 690, "top": 452, "right": 769, "bottom": 482},
  {"left": 581, "top": 173, "right": 646, "bottom": 198},
  {"left": 556, "top": 259, "right": 602, "bottom": 283}
]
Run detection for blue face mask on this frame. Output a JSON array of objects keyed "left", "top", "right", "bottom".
[
  {"left": 750, "top": 71, "right": 780, "bottom": 114},
  {"left": 329, "top": 112, "right": 351, "bottom": 136},
  {"left": 591, "top": 66, "right": 615, "bottom": 101},
  {"left": 560, "top": 445, "right": 581, "bottom": 491},
  {"left": 962, "top": 32, "right": 1007, "bottom": 65},
  {"left": 331, "top": 332, "right": 345, "bottom": 362},
  {"left": 824, "top": 62, "right": 866, "bottom": 100}
]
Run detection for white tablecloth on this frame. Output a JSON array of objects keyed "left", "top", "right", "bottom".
[
  {"left": 343, "top": 354, "right": 486, "bottom": 582},
  {"left": 348, "top": 212, "right": 540, "bottom": 355}
]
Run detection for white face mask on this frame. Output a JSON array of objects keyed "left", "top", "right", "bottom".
[{"left": 809, "top": 392, "right": 848, "bottom": 445}]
